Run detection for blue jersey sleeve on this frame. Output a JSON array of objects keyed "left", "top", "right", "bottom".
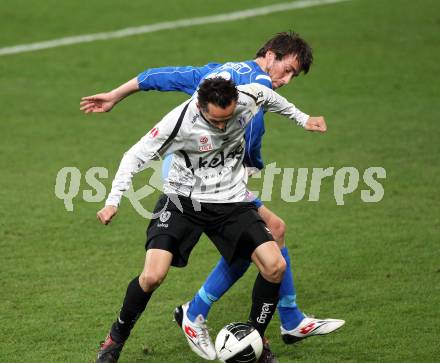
[
  {"left": 243, "top": 108, "right": 265, "bottom": 170},
  {"left": 137, "top": 63, "right": 220, "bottom": 96},
  {"left": 243, "top": 64, "right": 272, "bottom": 170},
  {"left": 253, "top": 76, "right": 272, "bottom": 89}
]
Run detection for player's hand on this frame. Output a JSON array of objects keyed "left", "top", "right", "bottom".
[
  {"left": 97, "top": 205, "right": 118, "bottom": 225},
  {"left": 304, "top": 116, "right": 327, "bottom": 133},
  {"left": 80, "top": 92, "right": 118, "bottom": 113}
]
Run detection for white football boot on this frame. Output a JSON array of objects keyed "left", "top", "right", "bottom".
[
  {"left": 179, "top": 302, "right": 216, "bottom": 360},
  {"left": 281, "top": 316, "right": 345, "bottom": 344}
]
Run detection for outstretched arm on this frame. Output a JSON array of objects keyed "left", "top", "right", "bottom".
[
  {"left": 96, "top": 102, "right": 188, "bottom": 224},
  {"left": 80, "top": 65, "right": 214, "bottom": 114},
  {"left": 80, "top": 77, "right": 139, "bottom": 113},
  {"left": 246, "top": 83, "right": 327, "bottom": 133}
]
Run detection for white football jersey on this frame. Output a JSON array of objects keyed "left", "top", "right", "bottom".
[{"left": 105, "top": 83, "right": 308, "bottom": 206}]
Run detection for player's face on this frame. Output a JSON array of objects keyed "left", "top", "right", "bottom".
[
  {"left": 266, "top": 52, "right": 301, "bottom": 89},
  {"left": 199, "top": 101, "right": 237, "bottom": 130}
]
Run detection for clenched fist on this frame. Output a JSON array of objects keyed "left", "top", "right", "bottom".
[
  {"left": 97, "top": 205, "right": 118, "bottom": 225},
  {"left": 304, "top": 116, "right": 327, "bottom": 132}
]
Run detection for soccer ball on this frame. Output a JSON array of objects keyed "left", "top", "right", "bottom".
[{"left": 215, "top": 322, "right": 263, "bottom": 363}]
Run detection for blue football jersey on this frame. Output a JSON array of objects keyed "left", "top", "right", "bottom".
[{"left": 137, "top": 61, "right": 272, "bottom": 171}]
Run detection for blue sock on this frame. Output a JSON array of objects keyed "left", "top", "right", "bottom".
[
  {"left": 187, "top": 257, "right": 250, "bottom": 321},
  {"left": 278, "top": 247, "right": 305, "bottom": 330}
]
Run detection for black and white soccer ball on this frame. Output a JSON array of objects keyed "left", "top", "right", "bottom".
[{"left": 215, "top": 322, "right": 263, "bottom": 363}]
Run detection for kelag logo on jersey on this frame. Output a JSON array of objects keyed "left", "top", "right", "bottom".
[
  {"left": 198, "top": 145, "right": 243, "bottom": 168},
  {"left": 256, "top": 91, "right": 264, "bottom": 106}
]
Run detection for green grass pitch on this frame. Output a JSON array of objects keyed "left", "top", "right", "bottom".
[{"left": 1, "top": 0, "right": 439, "bottom": 362}]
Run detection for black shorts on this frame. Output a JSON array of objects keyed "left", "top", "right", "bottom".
[{"left": 146, "top": 194, "right": 273, "bottom": 267}]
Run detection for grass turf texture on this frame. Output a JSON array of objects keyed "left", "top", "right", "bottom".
[{"left": 1, "top": 0, "right": 439, "bottom": 362}]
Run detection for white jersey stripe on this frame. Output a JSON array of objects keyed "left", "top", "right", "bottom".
[{"left": 255, "top": 75, "right": 272, "bottom": 83}]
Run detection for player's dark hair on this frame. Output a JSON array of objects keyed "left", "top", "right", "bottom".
[
  {"left": 197, "top": 78, "right": 238, "bottom": 111},
  {"left": 255, "top": 31, "right": 313, "bottom": 74}
]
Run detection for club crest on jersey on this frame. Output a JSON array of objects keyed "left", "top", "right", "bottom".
[
  {"left": 149, "top": 127, "right": 159, "bottom": 138},
  {"left": 160, "top": 211, "right": 171, "bottom": 222},
  {"left": 157, "top": 211, "right": 171, "bottom": 228},
  {"left": 198, "top": 135, "right": 213, "bottom": 152},
  {"left": 256, "top": 91, "right": 264, "bottom": 106}
]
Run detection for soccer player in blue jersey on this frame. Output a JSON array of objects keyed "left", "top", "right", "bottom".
[{"left": 81, "top": 32, "right": 344, "bottom": 363}]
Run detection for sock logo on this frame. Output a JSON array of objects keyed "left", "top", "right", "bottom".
[{"left": 256, "top": 303, "right": 274, "bottom": 324}]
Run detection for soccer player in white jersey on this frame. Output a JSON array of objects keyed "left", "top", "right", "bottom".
[
  {"left": 91, "top": 78, "right": 327, "bottom": 363},
  {"left": 82, "top": 33, "right": 345, "bottom": 362}
]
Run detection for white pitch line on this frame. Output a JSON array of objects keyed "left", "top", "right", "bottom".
[{"left": 0, "top": 0, "right": 350, "bottom": 56}]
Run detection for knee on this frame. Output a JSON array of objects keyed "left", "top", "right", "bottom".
[
  {"left": 263, "top": 257, "right": 286, "bottom": 283},
  {"left": 268, "top": 217, "right": 286, "bottom": 244},
  {"left": 139, "top": 271, "right": 166, "bottom": 292}
]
